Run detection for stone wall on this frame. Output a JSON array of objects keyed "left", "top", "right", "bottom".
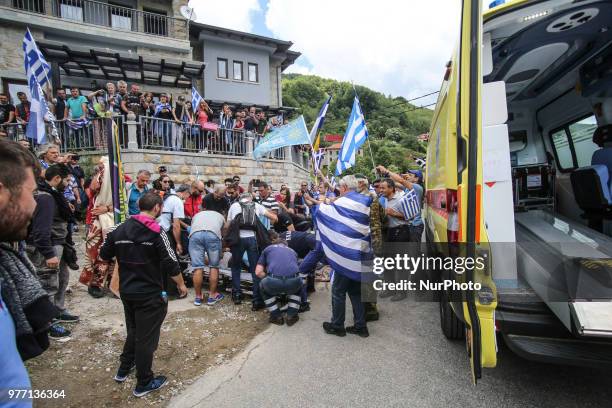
[{"left": 78, "top": 150, "right": 311, "bottom": 191}]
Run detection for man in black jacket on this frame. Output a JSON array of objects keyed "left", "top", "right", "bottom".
[
  {"left": 100, "top": 192, "right": 187, "bottom": 398},
  {"left": 26, "top": 163, "right": 80, "bottom": 339}
]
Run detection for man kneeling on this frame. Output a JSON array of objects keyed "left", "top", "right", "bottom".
[{"left": 255, "top": 232, "right": 302, "bottom": 326}]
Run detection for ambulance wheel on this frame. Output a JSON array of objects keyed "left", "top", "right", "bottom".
[{"left": 440, "top": 294, "right": 465, "bottom": 340}]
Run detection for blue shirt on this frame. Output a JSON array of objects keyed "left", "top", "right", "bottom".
[
  {"left": 257, "top": 244, "right": 299, "bottom": 277},
  {"left": 128, "top": 184, "right": 149, "bottom": 215},
  {"left": 66, "top": 95, "right": 88, "bottom": 119},
  {"left": 0, "top": 286, "right": 32, "bottom": 407}
]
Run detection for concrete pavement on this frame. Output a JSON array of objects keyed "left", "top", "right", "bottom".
[{"left": 169, "top": 283, "right": 612, "bottom": 408}]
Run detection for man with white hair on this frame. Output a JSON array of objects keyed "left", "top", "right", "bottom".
[{"left": 318, "top": 175, "right": 373, "bottom": 338}]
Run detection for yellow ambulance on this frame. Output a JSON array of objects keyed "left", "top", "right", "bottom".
[{"left": 424, "top": 0, "right": 612, "bottom": 383}]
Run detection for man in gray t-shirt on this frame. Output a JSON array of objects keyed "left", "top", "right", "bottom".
[{"left": 188, "top": 210, "right": 226, "bottom": 306}]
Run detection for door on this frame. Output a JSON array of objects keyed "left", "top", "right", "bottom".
[{"left": 456, "top": 0, "right": 498, "bottom": 384}]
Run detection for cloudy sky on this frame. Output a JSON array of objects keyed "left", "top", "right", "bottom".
[{"left": 189, "top": 0, "right": 493, "bottom": 105}]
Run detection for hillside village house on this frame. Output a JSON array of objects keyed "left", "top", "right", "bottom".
[
  {"left": 0, "top": 0, "right": 309, "bottom": 188},
  {"left": 0, "top": 0, "right": 299, "bottom": 114}
]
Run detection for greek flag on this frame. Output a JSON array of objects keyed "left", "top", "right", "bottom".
[
  {"left": 315, "top": 191, "right": 373, "bottom": 281},
  {"left": 23, "top": 29, "right": 52, "bottom": 144},
  {"left": 66, "top": 118, "right": 90, "bottom": 130},
  {"left": 310, "top": 95, "right": 331, "bottom": 150},
  {"left": 23, "top": 28, "right": 51, "bottom": 87},
  {"left": 313, "top": 148, "right": 325, "bottom": 172},
  {"left": 415, "top": 157, "right": 427, "bottom": 169},
  {"left": 399, "top": 189, "right": 421, "bottom": 221},
  {"left": 335, "top": 96, "right": 369, "bottom": 175},
  {"left": 191, "top": 86, "right": 203, "bottom": 112}
]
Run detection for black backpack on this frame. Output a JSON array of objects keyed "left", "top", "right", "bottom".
[{"left": 236, "top": 201, "right": 258, "bottom": 230}]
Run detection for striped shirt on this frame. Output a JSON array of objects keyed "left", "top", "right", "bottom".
[{"left": 257, "top": 195, "right": 278, "bottom": 230}]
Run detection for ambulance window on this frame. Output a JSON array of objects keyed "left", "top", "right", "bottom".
[
  {"left": 550, "top": 115, "right": 599, "bottom": 171},
  {"left": 568, "top": 116, "right": 598, "bottom": 167},
  {"left": 551, "top": 129, "right": 574, "bottom": 170}
]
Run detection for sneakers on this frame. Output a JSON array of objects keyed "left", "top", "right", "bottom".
[
  {"left": 133, "top": 375, "right": 167, "bottom": 398},
  {"left": 88, "top": 286, "right": 104, "bottom": 299},
  {"left": 251, "top": 301, "right": 265, "bottom": 311},
  {"left": 49, "top": 323, "right": 71, "bottom": 339},
  {"left": 194, "top": 297, "right": 202, "bottom": 306},
  {"left": 346, "top": 325, "right": 370, "bottom": 338},
  {"left": 285, "top": 314, "right": 299, "bottom": 326},
  {"left": 322, "top": 322, "right": 346, "bottom": 337},
  {"left": 365, "top": 311, "right": 380, "bottom": 322},
  {"left": 231, "top": 292, "right": 242, "bottom": 305},
  {"left": 67, "top": 261, "right": 80, "bottom": 271},
  {"left": 298, "top": 302, "right": 311, "bottom": 313},
  {"left": 207, "top": 293, "right": 224, "bottom": 305},
  {"left": 56, "top": 311, "right": 80, "bottom": 323},
  {"left": 114, "top": 363, "right": 136, "bottom": 383},
  {"left": 269, "top": 315, "right": 284, "bottom": 325}
]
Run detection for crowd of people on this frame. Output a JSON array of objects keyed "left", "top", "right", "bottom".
[
  {"left": 0, "top": 80, "right": 288, "bottom": 153},
  {"left": 0, "top": 136, "right": 425, "bottom": 399}
]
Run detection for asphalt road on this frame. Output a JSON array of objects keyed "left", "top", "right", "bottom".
[{"left": 170, "top": 283, "right": 612, "bottom": 408}]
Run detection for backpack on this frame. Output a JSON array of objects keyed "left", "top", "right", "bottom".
[
  {"left": 160, "top": 193, "right": 177, "bottom": 229},
  {"left": 236, "top": 201, "right": 258, "bottom": 230}
]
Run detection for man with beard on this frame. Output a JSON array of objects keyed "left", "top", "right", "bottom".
[
  {"left": 99, "top": 192, "right": 187, "bottom": 397},
  {"left": 0, "top": 140, "right": 60, "bottom": 405},
  {"left": 26, "top": 164, "right": 80, "bottom": 339}
]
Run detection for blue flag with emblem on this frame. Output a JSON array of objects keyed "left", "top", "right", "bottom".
[
  {"left": 335, "top": 96, "right": 369, "bottom": 175},
  {"left": 253, "top": 115, "right": 310, "bottom": 160}
]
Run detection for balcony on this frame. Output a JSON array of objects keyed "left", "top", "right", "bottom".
[{"left": 7, "top": 0, "right": 188, "bottom": 40}]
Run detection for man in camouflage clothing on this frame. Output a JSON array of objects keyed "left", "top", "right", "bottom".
[{"left": 355, "top": 174, "right": 384, "bottom": 322}]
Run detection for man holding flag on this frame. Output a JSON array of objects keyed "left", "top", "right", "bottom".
[{"left": 318, "top": 175, "right": 373, "bottom": 338}]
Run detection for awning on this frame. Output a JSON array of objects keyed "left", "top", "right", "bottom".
[{"left": 38, "top": 41, "right": 205, "bottom": 88}]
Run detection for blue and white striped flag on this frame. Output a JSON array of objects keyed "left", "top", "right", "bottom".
[
  {"left": 315, "top": 191, "right": 373, "bottom": 281},
  {"left": 399, "top": 189, "right": 421, "bottom": 221},
  {"left": 191, "top": 86, "right": 203, "bottom": 112},
  {"left": 23, "top": 29, "right": 52, "bottom": 145},
  {"left": 335, "top": 96, "right": 369, "bottom": 175},
  {"left": 310, "top": 95, "right": 331, "bottom": 149},
  {"left": 313, "top": 148, "right": 325, "bottom": 172},
  {"left": 66, "top": 118, "right": 90, "bottom": 130},
  {"left": 23, "top": 28, "right": 51, "bottom": 87}
]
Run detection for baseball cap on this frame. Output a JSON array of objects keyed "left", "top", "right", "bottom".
[
  {"left": 407, "top": 169, "right": 423, "bottom": 181},
  {"left": 158, "top": 166, "right": 167, "bottom": 173}
]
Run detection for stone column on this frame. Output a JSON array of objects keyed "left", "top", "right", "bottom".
[
  {"left": 126, "top": 112, "right": 139, "bottom": 150},
  {"left": 245, "top": 132, "right": 254, "bottom": 155}
]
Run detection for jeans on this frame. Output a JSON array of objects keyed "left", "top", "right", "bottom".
[
  {"left": 298, "top": 241, "right": 325, "bottom": 303},
  {"left": 331, "top": 272, "right": 366, "bottom": 329},
  {"left": 156, "top": 120, "right": 172, "bottom": 150},
  {"left": 230, "top": 236, "right": 262, "bottom": 304},
  {"left": 26, "top": 244, "right": 69, "bottom": 312},
  {"left": 119, "top": 295, "right": 167, "bottom": 386},
  {"left": 260, "top": 276, "right": 302, "bottom": 317},
  {"left": 172, "top": 123, "right": 183, "bottom": 151},
  {"left": 189, "top": 231, "right": 221, "bottom": 268}
]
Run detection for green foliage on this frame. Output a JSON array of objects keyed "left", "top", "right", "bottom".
[{"left": 282, "top": 74, "right": 433, "bottom": 171}]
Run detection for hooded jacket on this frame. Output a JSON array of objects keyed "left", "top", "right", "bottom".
[{"left": 99, "top": 215, "right": 180, "bottom": 299}]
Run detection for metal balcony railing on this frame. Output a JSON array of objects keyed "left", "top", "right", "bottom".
[{"left": 8, "top": 0, "right": 188, "bottom": 39}]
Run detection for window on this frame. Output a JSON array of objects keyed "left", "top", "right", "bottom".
[
  {"left": 233, "top": 61, "right": 243, "bottom": 81},
  {"left": 217, "top": 58, "right": 228, "bottom": 79},
  {"left": 550, "top": 115, "right": 599, "bottom": 171},
  {"left": 248, "top": 63, "right": 258, "bottom": 82}
]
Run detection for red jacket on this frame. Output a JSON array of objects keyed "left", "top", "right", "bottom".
[{"left": 184, "top": 194, "right": 203, "bottom": 219}]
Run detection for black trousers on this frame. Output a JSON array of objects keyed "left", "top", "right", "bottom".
[{"left": 120, "top": 295, "right": 168, "bottom": 386}]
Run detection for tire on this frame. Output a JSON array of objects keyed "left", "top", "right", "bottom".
[{"left": 439, "top": 294, "right": 465, "bottom": 340}]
